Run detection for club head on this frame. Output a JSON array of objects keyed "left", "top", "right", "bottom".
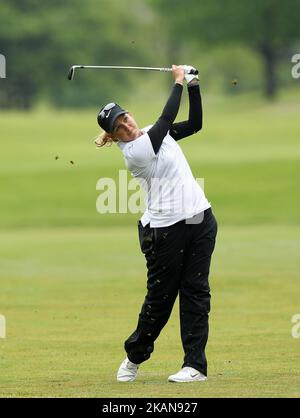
[{"left": 67, "top": 66, "right": 75, "bottom": 80}]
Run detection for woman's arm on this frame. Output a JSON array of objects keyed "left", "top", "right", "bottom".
[
  {"left": 148, "top": 83, "right": 183, "bottom": 154},
  {"left": 169, "top": 82, "right": 203, "bottom": 141},
  {"left": 148, "top": 65, "right": 184, "bottom": 154}
]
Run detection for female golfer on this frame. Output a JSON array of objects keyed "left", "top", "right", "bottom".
[{"left": 96, "top": 65, "right": 217, "bottom": 383}]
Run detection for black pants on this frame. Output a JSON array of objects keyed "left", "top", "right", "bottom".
[{"left": 124, "top": 208, "right": 218, "bottom": 376}]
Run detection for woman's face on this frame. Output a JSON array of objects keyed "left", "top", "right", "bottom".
[{"left": 113, "top": 113, "right": 141, "bottom": 142}]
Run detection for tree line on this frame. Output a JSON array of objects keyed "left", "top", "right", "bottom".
[{"left": 0, "top": 0, "right": 299, "bottom": 109}]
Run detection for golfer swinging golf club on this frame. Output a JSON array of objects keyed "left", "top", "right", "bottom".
[{"left": 96, "top": 65, "right": 218, "bottom": 383}]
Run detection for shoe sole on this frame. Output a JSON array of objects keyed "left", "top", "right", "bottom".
[
  {"left": 117, "top": 379, "right": 136, "bottom": 382},
  {"left": 168, "top": 377, "right": 207, "bottom": 383},
  {"left": 117, "top": 373, "right": 137, "bottom": 382}
]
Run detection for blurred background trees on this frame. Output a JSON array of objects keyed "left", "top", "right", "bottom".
[
  {"left": 0, "top": 0, "right": 158, "bottom": 108},
  {"left": 153, "top": 0, "right": 300, "bottom": 99},
  {"left": 0, "top": 0, "right": 299, "bottom": 109}
]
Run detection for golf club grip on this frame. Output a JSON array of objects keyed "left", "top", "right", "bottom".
[{"left": 163, "top": 68, "right": 198, "bottom": 75}]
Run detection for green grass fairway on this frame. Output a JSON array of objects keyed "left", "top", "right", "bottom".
[
  {"left": 1, "top": 89, "right": 300, "bottom": 397},
  {"left": 0, "top": 226, "right": 299, "bottom": 397}
]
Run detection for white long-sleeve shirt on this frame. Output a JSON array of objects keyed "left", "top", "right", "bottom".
[{"left": 117, "top": 126, "right": 210, "bottom": 227}]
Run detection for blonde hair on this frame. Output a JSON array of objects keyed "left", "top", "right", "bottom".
[{"left": 94, "top": 131, "right": 119, "bottom": 148}]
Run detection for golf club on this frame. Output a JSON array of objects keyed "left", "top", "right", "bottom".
[{"left": 67, "top": 65, "right": 198, "bottom": 80}]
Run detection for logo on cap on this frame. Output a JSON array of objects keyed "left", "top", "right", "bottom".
[{"left": 97, "top": 102, "right": 127, "bottom": 133}]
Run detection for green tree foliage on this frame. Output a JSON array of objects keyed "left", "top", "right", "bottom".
[
  {"left": 0, "top": 0, "right": 158, "bottom": 108},
  {"left": 151, "top": 0, "right": 300, "bottom": 98}
]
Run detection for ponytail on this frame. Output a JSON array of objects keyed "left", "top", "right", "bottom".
[{"left": 94, "top": 131, "right": 118, "bottom": 148}]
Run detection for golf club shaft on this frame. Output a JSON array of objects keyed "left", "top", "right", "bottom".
[{"left": 67, "top": 65, "right": 198, "bottom": 80}]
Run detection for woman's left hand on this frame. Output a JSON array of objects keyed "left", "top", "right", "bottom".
[{"left": 172, "top": 65, "right": 185, "bottom": 85}]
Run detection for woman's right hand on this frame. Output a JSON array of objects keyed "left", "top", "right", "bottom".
[{"left": 172, "top": 65, "right": 185, "bottom": 85}]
